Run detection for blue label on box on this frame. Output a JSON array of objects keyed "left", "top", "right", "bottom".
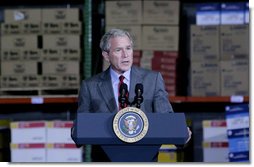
[
  {"left": 229, "top": 151, "right": 249, "bottom": 162},
  {"left": 245, "top": 2, "right": 249, "bottom": 24},
  {"left": 228, "top": 137, "right": 249, "bottom": 152},
  {"left": 227, "top": 128, "right": 249, "bottom": 138},
  {"left": 197, "top": 3, "right": 220, "bottom": 11},
  {"left": 221, "top": 3, "right": 245, "bottom": 11},
  {"left": 196, "top": 3, "right": 220, "bottom": 25},
  {"left": 221, "top": 2, "right": 245, "bottom": 24},
  {"left": 225, "top": 104, "right": 249, "bottom": 115}
]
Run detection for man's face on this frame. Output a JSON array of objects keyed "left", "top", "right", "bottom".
[{"left": 103, "top": 36, "right": 133, "bottom": 74}]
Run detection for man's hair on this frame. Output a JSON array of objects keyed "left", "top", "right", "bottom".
[{"left": 99, "top": 28, "right": 134, "bottom": 53}]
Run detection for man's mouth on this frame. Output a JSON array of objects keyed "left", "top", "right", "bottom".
[{"left": 122, "top": 61, "right": 129, "bottom": 64}]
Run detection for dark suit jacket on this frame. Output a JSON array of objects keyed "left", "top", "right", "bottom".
[
  {"left": 75, "top": 65, "right": 174, "bottom": 161},
  {"left": 77, "top": 66, "right": 174, "bottom": 114}
]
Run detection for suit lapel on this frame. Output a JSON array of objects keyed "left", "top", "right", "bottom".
[
  {"left": 98, "top": 68, "right": 118, "bottom": 113},
  {"left": 129, "top": 66, "right": 143, "bottom": 103}
]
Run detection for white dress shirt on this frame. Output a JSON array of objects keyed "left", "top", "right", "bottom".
[{"left": 110, "top": 67, "right": 130, "bottom": 109}]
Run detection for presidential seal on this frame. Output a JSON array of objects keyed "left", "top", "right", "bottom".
[{"left": 113, "top": 107, "right": 149, "bottom": 143}]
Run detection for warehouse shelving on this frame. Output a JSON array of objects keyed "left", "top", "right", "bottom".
[
  {"left": 0, "top": 96, "right": 248, "bottom": 104},
  {"left": 0, "top": 0, "right": 249, "bottom": 162}
]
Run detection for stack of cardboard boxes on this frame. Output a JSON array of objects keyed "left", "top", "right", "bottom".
[
  {"left": 0, "top": 8, "right": 81, "bottom": 94},
  {"left": 202, "top": 120, "right": 229, "bottom": 162},
  {"left": 225, "top": 104, "right": 249, "bottom": 162},
  {"left": 10, "top": 120, "right": 82, "bottom": 162},
  {"left": 190, "top": 2, "right": 249, "bottom": 97},
  {"left": 104, "top": 0, "right": 180, "bottom": 96}
]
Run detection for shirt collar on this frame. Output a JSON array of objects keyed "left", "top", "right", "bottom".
[{"left": 110, "top": 67, "right": 131, "bottom": 83}]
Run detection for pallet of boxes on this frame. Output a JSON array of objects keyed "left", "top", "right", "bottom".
[
  {"left": 0, "top": 7, "right": 81, "bottom": 96},
  {"left": 10, "top": 120, "right": 83, "bottom": 162}
]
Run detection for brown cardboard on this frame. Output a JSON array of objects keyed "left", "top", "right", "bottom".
[
  {"left": 143, "top": 0, "right": 179, "bottom": 25},
  {"left": 190, "top": 25, "right": 220, "bottom": 61},
  {"left": 220, "top": 60, "right": 249, "bottom": 96},
  {"left": 190, "top": 61, "right": 220, "bottom": 96}
]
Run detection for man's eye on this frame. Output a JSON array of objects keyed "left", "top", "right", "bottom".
[
  {"left": 115, "top": 49, "right": 121, "bottom": 52},
  {"left": 126, "top": 47, "right": 132, "bottom": 50}
]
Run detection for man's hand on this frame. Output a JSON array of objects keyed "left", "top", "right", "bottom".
[{"left": 185, "top": 127, "right": 192, "bottom": 144}]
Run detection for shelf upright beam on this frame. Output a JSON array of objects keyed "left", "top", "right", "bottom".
[
  {"left": 83, "top": 0, "right": 92, "bottom": 162},
  {"left": 83, "top": 0, "right": 92, "bottom": 79}
]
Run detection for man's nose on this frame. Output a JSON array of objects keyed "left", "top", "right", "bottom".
[{"left": 122, "top": 49, "right": 128, "bottom": 57}]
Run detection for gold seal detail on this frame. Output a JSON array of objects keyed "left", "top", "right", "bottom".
[{"left": 113, "top": 107, "right": 149, "bottom": 143}]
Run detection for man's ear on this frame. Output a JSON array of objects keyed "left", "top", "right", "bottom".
[{"left": 102, "top": 51, "right": 109, "bottom": 62}]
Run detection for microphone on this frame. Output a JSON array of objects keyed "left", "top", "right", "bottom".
[
  {"left": 118, "top": 83, "right": 129, "bottom": 109},
  {"left": 134, "top": 83, "right": 143, "bottom": 108}
]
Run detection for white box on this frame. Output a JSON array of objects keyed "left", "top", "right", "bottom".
[
  {"left": 47, "top": 143, "right": 82, "bottom": 162},
  {"left": 11, "top": 121, "right": 47, "bottom": 143},
  {"left": 203, "top": 141, "right": 229, "bottom": 162},
  {"left": 221, "top": 3, "right": 245, "bottom": 25},
  {"left": 11, "top": 143, "right": 46, "bottom": 162},
  {"left": 196, "top": 3, "right": 220, "bottom": 25},
  {"left": 202, "top": 120, "right": 228, "bottom": 142},
  {"left": 47, "top": 121, "right": 74, "bottom": 143},
  {"left": 245, "top": 3, "right": 249, "bottom": 24}
]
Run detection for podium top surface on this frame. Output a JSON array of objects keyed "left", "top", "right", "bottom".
[{"left": 73, "top": 112, "right": 188, "bottom": 145}]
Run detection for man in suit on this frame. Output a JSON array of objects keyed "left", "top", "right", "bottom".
[{"left": 76, "top": 28, "right": 191, "bottom": 161}]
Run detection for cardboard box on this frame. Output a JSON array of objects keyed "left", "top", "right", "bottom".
[
  {"left": 1, "top": 61, "right": 38, "bottom": 75},
  {"left": 42, "top": 35, "right": 80, "bottom": 49},
  {"left": 225, "top": 104, "right": 249, "bottom": 162},
  {"left": 21, "top": 22, "right": 41, "bottom": 34},
  {"left": 190, "top": 61, "right": 220, "bottom": 96},
  {"left": 1, "top": 35, "right": 38, "bottom": 49},
  {"left": 106, "top": 1, "right": 142, "bottom": 25},
  {"left": 245, "top": 3, "right": 249, "bottom": 24},
  {"left": 220, "top": 60, "right": 249, "bottom": 96},
  {"left": 190, "top": 25, "right": 220, "bottom": 61},
  {"left": 11, "top": 143, "right": 46, "bottom": 162},
  {"left": 142, "top": 26, "right": 179, "bottom": 51},
  {"left": 47, "top": 121, "right": 74, "bottom": 144},
  {"left": 42, "top": 8, "right": 80, "bottom": 22},
  {"left": 203, "top": 142, "right": 229, "bottom": 162},
  {"left": 10, "top": 121, "right": 47, "bottom": 143},
  {"left": 42, "top": 74, "right": 80, "bottom": 88},
  {"left": 143, "top": 1, "right": 179, "bottom": 25},
  {"left": 42, "top": 49, "right": 61, "bottom": 61},
  {"left": 0, "top": 75, "right": 41, "bottom": 88},
  {"left": 220, "top": 25, "right": 249, "bottom": 60},
  {"left": 221, "top": 3, "right": 245, "bottom": 25},
  {"left": 1, "top": 49, "right": 21, "bottom": 61},
  {"left": 46, "top": 143, "right": 82, "bottom": 162},
  {"left": 42, "top": 61, "right": 79, "bottom": 74},
  {"left": 0, "top": 74, "right": 41, "bottom": 88},
  {"left": 4, "top": 9, "right": 41, "bottom": 23},
  {"left": 1, "top": 22, "right": 22, "bottom": 35},
  {"left": 158, "top": 145, "right": 177, "bottom": 162},
  {"left": 202, "top": 120, "right": 227, "bottom": 142},
  {"left": 42, "top": 22, "right": 62, "bottom": 34},
  {"left": 196, "top": 3, "right": 220, "bottom": 25},
  {"left": 62, "top": 22, "right": 82, "bottom": 35},
  {"left": 1, "top": 49, "right": 41, "bottom": 61}
]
